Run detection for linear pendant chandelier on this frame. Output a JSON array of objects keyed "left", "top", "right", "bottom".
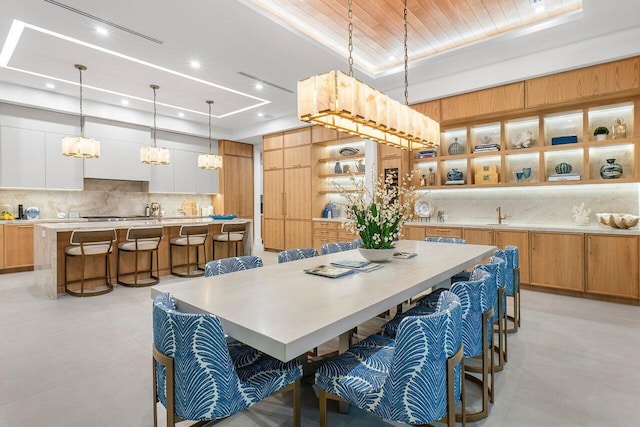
[
  {"left": 198, "top": 100, "right": 223, "bottom": 170},
  {"left": 297, "top": 0, "right": 439, "bottom": 150},
  {"left": 140, "top": 84, "right": 170, "bottom": 165},
  {"left": 61, "top": 64, "right": 100, "bottom": 158}
]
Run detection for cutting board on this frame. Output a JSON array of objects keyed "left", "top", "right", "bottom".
[{"left": 178, "top": 198, "right": 198, "bottom": 216}]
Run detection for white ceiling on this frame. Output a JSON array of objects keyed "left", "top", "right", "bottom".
[{"left": 0, "top": 0, "right": 639, "bottom": 145}]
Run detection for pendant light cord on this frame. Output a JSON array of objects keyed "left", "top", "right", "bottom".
[
  {"left": 208, "top": 101, "right": 213, "bottom": 154},
  {"left": 348, "top": 0, "right": 353, "bottom": 77},
  {"left": 152, "top": 86, "right": 157, "bottom": 148},
  {"left": 403, "top": 0, "right": 409, "bottom": 106},
  {"left": 78, "top": 66, "right": 84, "bottom": 137}
]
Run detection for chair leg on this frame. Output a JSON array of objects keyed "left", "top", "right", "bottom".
[{"left": 319, "top": 389, "right": 327, "bottom": 427}]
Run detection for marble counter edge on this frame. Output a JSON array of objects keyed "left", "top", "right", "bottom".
[
  {"left": 403, "top": 221, "right": 640, "bottom": 235},
  {"left": 34, "top": 218, "right": 252, "bottom": 231}
]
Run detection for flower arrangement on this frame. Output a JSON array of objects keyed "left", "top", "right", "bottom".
[{"left": 332, "top": 170, "right": 415, "bottom": 249}]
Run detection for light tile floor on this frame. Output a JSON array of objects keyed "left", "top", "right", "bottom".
[{"left": 1, "top": 248, "right": 639, "bottom": 426}]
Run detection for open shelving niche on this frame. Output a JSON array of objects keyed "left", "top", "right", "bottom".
[
  {"left": 411, "top": 100, "right": 639, "bottom": 190},
  {"left": 313, "top": 137, "right": 367, "bottom": 218}
]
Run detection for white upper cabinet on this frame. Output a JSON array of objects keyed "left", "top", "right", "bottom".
[
  {"left": 45, "top": 132, "right": 83, "bottom": 190},
  {"left": 149, "top": 149, "right": 175, "bottom": 193},
  {"left": 0, "top": 126, "right": 46, "bottom": 189},
  {"left": 174, "top": 150, "right": 198, "bottom": 194},
  {"left": 197, "top": 164, "right": 219, "bottom": 194}
]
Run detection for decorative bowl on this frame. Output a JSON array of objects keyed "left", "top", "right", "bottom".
[
  {"left": 359, "top": 247, "right": 395, "bottom": 262},
  {"left": 339, "top": 146, "right": 360, "bottom": 156},
  {"left": 596, "top": 213, "right": 639, "bottom": 229}
]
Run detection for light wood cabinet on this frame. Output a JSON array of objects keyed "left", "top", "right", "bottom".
[
  {"left": 530, "top": 232, "right": 584, "bottom": 291},
  {"left": 263, "top": 130, "right": 313, "bottom": 250},
  {"left": 0, "top": 225, "right": 4, "bottom": 269},
  {"left": 403, "top": 225, "right": 426, "bottom": 241},
  {"left": 220, "top": 141, "right": 254, "bottom": 219},
  {"left": 494, "top": 229, "right": 530, "bottom": 285},
  {"left": 441, "top": 82, "right": 525, "bottom": 122},
  {"left": 4, "top": 224, "right": 34, "bottom": 269},
  {"left": 463, "top": 228, "right": 494, "bottom": 245},
  {"left": 425, "top": 226, "right": 464, "bottom": 239},
  {"left": 586, "top": 234, "right": 639, "bottom": 299}
]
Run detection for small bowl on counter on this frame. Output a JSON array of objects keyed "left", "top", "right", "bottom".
[{"left": 596, "top": 213, "right": 640, "bottom": 229}]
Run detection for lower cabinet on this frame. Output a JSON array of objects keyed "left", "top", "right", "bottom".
[
  {"left": 403, "top": 225, "right": 426, "bottom": 241},
  {"left": 0, "top": 225, "right": 4, "bottom": 269},
  {"left": 425, "top": 226, "right": 463, "bottom": 239},
  {"left": 530, "top": 232, "right": 584, "bottom": 291},
  {"left": 4, "top": 224, "right": 34, "bottom": 269},
  {"left": 586, "top": 234, "right": 639, "bottom": 299},
  {"left": 463, "top": 227, "right": 495, "bottom": 267},
  {"left": 312, "top": 221, "right": 358, "bottom": 252}
]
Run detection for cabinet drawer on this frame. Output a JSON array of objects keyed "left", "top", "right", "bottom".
[
  {"left": 313, "top": 221, "right": 339, "bottom": 230},
  {"left": 426, "top": 227, "right": 463, "bottom": 238},
  {"left": 284, "top": 145, "right": 311, "bottom": 168},
  {"left": 338, "top": 229, "right": 358, "bottom": 241}
]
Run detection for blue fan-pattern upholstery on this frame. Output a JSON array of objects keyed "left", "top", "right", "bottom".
[
  {"left": 320, "top": 241, "right": 356, "bottom": 255},
  {"left": 493, "top": 249, "right": 514, "bottom": 296},
  {"left": 204, "top": 255, "right": 263, "bottom": 277},
  {"left": 153, "top": 293, "right": 302, "bottom": 422},
  {"left": 472, "top": 262, "right": 501, "bottom": 324},
  {"left": 425, "top": 236, "right": 467, "bottom": 244},
  {"left": 316, "top": 291, "right": 463, "bottom": 425},
  {"left": 385, "top": 280, "right": 492, "bottom": 359},
  {"left": 277, "top": 247, "right": 318, "bottom": 263},
  {"left": 489, "top": 254, "right": 508, "bottom": 320},
  {"left": 353, "top": 237, "right": 363, "bottom": 247},
  {"left": 504, "top": 245, "right": 519, "bottom": 296}
]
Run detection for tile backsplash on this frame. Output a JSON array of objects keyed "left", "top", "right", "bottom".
[{"left": 0, "top": 179, "right": 216, "bottom": 218}]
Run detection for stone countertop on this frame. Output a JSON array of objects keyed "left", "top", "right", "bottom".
[
  {"left": 0, "top": 215, "right": 213, "bottom": 225},
  {"left": 34, "top": 217, "right": 250, "bottom": 232},
  {"left": 403, "top": 220, "right": 640, "bottom": 235},
  {"left": 313, "top": 217, "right": 640, "bottom": 235}
]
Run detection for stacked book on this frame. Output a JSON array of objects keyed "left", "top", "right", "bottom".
[
  {"left": 548, "top": 173, "right": 581, "bottom": 181},
  {"left": 445, "top": 180, "right": 465, "bottom": 185},
  {"left": 330, "top": 259, "right": 383, "bottom": 272},
  {"left": 473, "top": 143, "right": 500, "bottom": 153},
  {"left": 416, "top": 148, "right": 438, "bottom": 159}
]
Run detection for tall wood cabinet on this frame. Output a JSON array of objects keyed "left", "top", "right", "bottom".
[
  {"left": 219, "top": 140, "right": 254, "bottom": 219},
  {"left": 263, "top": 128, "right": 312, "bottom": 250}
]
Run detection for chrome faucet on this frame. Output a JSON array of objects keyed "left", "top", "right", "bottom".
[{"left": 497, "top": 206, "right": 507, "bottom": 224}]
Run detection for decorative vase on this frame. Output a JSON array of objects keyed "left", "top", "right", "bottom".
[
  {"left": 447, "top": 168, "right": 463, "bottom": 181},
  {"left": 555, "top": 162, "right": 572, "bottom": 174},
  {"left": 596, "top": 134, "right": 607, "bottom": 141},
  {"left": 358, "top": 247, "right": 395, "bottom": 263},
  {"left": 334, "top": 161, "right": 342, "bottom": 174},
  {"left": 600, "top": 158, "right": 623, "bottom": 179},
  {"left": 448, "top": 137, "right": 465, "bottom": 155}
]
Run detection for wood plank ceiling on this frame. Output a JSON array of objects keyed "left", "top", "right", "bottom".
[{"left": 249, "top": 0, "right": 583, "bottom": 75}]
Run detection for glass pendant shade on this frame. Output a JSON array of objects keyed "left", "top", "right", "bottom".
[
  {"left": 61, "top": 136, "right": 100, "bottom": 158},
  {"left": 62, "top": 64, "right": 100, "bottom": 158},
  {"left": 141, "top": 84, "right": 170, "bottom": 165},
  {"left": 198, "top": 153, "right": 222, "bottom": 169},
  {"left": 140, "top": 146, "right": 170, "bottom": 165}
]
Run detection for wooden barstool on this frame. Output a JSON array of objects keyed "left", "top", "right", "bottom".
[
  {"left": 117, "top": 226, "right": 163, "bottom": 287},
  {"left": 169, "top": 224, "right": 209, "bottom": 277},
  {"left": 211, "top": 222, "right": 248, "bottom": 260},
  {"left": 64, "top": 229, "right": 117, "bottom": 297}
]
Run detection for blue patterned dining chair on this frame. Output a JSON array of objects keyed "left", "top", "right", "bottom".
[
  {"left": 152, "top": 293, "right": 302, "bottom": 427},
  {"left": 204, "top": 255, "right": 263, "bottom": 277},
  {"left": 425, "top": 236, "right": 467, "bottom": 244},
  {"left": 315, "top": 291, "right": 464, "bottom": 427},
  {"left": 320, "top": 241, "right": 356, "bottom": 255},
  {"left": 504, "top": 245, "right": 521, "bottom": 332},
  {"left": 381, "top": 278, "right": 494, "bottom": 421},
  {"left": 491, "top": 251, "right": 509, "bottom": 363},
  {"left": 277, "top": 247, "right": 318, "bottom": 263}
]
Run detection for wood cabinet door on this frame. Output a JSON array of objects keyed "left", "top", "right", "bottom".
[
  {"left": 284, "top": 167, "right": 311, "bottom": 220},
  {"left": 283, "top": 128, "right": 311, "bottom": 147},
  {"left": 263, "top": 218, "right": 284, "bottom": 251},
  {"left": 464, "top": 228, "right": 494, "bottom": 265},
  {"left": 530, "top": 232, "right": 584, "bottom": 291},
  {"left": 237, "top": 156, "right": 254, "bottom": 219},
  {"left": 311, "top": 126, "right": 338, "bottom": 143},
  {"left": 0, "top": 225, "right": 4, "bottom": 269},
  {"left": 263, "top": 149, "right": 283, "bottom": 170},
  {"left": 403, "top": 225, "right": 426, "bottom": 241},
  {"left": 263, "top": 133, "right": 283, "bottom": 151},
  {"left": 223, "top": 155, "right": 241, "bottom": 215},
  {"left": 4, "top": 224, "right": 34, "bottom": 268},
  {"left": 494, "top": 230, "right": 530, "bottom": 285},
  {"left": 263, "top": 169, "right": 284, "bottom": 219},
  {"left": 284, "top": 145, "right": 311, "bottom": 168},
  {"left": 586, "top": 234, "right": 639, "bottom": 299},
  {"left": 285, "top": 219, "right": 312, "bottom": 249}
]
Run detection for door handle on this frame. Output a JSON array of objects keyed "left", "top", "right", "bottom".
[
  {"left": 587, "top": 236, "right": 592, "bottom": 254},
  {"left": 281, "top": 193, "right": 286, "bottom": 217},
  {"left": 531, "top": 235, "right": 535, "bottom": 250}
]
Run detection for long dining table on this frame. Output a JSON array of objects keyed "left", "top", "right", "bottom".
[{"left": 150, "top": 239, "right": 496, "bottom": 362}]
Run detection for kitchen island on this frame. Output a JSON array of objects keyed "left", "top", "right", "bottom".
[{"left": 34, "top": 218, "right": 252, "bottom": 299}]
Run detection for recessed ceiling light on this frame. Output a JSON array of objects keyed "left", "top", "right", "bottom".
[
  {"left": 257, "top": 112, "right": 264, "bottom": 117},
  {"left": 95, "top": 27, "right": 108, "bottom": 36},
  {"left": 45, "top": 82, "right": 55, "bottom": 89},
  {"left": 189, "top": 60, "right": 201, "bottom": 69},
  {"left": 255, "top": 83, "right": 263, "bottom": 89},
  {"left": 120, "top": 99, "right": 129, "bottom": 106},
  {"left": 178, "top": 112, "right": 185, "bottom": 117}
]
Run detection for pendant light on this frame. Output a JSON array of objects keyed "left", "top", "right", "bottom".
[
  {"left": 197, "top": 100, "right": 223, "bottom": 170},
  {"left": 140, "top": 84, "right": 170, "bottom": 165},
  {"left": 297, "top": 0, "right": 439, "bottom": 150},
  {"left": 61, "top": 64, "right": 100, "bottom": 158}
]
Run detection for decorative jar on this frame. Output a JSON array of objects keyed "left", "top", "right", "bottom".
[
  {"left": 447, "top": 168, "right": 463, "bottom": 181},
  {"left": 600, "top": 158, "right": 623, "bottom": 179}
]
